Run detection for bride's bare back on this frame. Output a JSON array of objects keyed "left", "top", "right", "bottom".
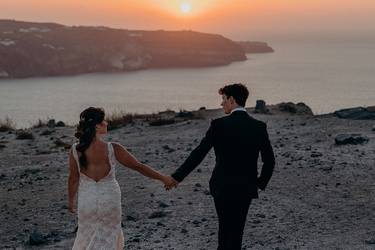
[{"left": 78, "top": 141, "right": 111, "bottom": 182}]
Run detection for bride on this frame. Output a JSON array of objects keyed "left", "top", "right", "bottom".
[{"left": 67, "top": 107, "right": 173, "bottom": 249}]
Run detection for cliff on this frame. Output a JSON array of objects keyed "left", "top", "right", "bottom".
[
  {"left": 236, "top": 41, "right": 274, "bottom": 53},
  {"left": 0, "top": 20, "right": 247, "bottom": 79}
]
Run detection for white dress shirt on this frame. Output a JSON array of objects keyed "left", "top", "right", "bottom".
[{"left": 230, "top": 107, "right": 247, "bottom": 113}]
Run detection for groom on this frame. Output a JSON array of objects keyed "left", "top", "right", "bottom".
[{"left": 166, "top": 83, "right": 275, "bottom": 250}]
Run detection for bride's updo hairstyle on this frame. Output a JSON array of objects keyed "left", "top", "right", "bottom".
[{"left": 74, "top": 107, "right": 105, "bottom": 169}]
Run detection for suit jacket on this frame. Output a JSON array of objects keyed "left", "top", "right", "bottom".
[{"left": 171, "top": 110, "right": 275, "bottom": 199}]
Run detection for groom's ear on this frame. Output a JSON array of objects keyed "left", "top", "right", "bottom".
[{"left": 228, "top": 96, "right": 236, "bottom": 105}]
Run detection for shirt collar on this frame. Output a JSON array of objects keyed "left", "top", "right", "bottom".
[{"left": 230, "top": 107, "right": 247, "bottom": 114}]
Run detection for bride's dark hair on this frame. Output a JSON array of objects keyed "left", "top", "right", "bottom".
[{"left": 74, "top": 107, "right": 105, "bottom": 169}]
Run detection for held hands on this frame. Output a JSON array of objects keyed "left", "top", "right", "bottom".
[
  {"left": 161, "top": 175, "right": 179, "bottom": 191},
  {"left": 68, "top": 202, "right": 76, "bottom": 214}
]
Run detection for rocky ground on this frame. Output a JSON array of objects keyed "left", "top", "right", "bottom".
[{"left": 0, "top": 105, "right": 375, "bottom": 250}]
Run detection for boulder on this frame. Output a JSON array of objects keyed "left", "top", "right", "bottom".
[
  {"left": 366, "top": 106, "right": 375, "bottom": 112},
  {"left": 277, "top": 102, "right": 313, "bottom": 115},
  {"left": 47, "top": 119, "right": 56, "bottom": 128},
  {"left": 55, "top": 121, "right": 65, "bottom": 127},
  {"left": 254, "top": 100, "right": 269, "bottom": 114},
  {"left": 334, "top": 107, "right": 375, "bottom": 120},
  {"left": 335, "top": 134, "right": 369, "bottom": 145}
]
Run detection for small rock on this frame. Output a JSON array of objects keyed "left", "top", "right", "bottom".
[
  {"left": 365, "top": 238, "right": 375, "bottom": 245},
  {"left": 40, "top": 130, "right": 53, "bottom": 136},
  {"left": 22, "top": 168, "right": 41, "bottom": 176},
  {"left": 311, "top": 152, "right": 322, "bottom": 158},
  {"left": 335, "top": 134, "right": 369, "bottom": 145},
  {"left": 320, "top": 166, "right": 332, "bottom": 171},
  {"left": 0, "top": 173, "right": 6, "bottom": 180},
  {"left": 192, "top": 220, "right": 201, "bottom": 225},
  {"left": 54, "top": 139, "right": 71, "bottom": 149},
  {"left": 16, "top": 130, "right": 34, "bottom": 140},
  {"left": 148, "top": 211, "right": 168, "bottom": 219},
  {"left": 156, "top": 222, "right": 165, "bottom": 227},
  {"left": 162, "top": 145, "right": 175, "bottom": 153},
  {"left": 130, "top": 237, "right": 140, "bottom": 243},
  {"left": 203, "top": 190, "right": 210, "bottom": 195},
  {"left": 28, "top": 231, "right": 47, "bottom": 245},
  {"left": 180, "top": 228, "right": 188, "bottom": 234},
  {"left": 126, "top": 215, "right": 137, "bottom": 221},
  {"left": 158, "top": 201, "right": 169, "bottom": 208}
]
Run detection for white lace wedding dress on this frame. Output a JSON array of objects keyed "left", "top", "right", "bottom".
[{"left": 71, "top": 142, "right": 124, "bottom": 250}]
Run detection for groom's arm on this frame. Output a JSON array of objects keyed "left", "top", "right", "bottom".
[
  {"left": 171, "top": 120, "right": 216, "bottom": 182},
  {"left": 257, "top": 123, "right": 275, "bottom": 190}
]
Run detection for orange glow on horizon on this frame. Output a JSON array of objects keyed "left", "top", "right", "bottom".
[{"left": 0, "top": 0, "right": 374, "bottom": 38}]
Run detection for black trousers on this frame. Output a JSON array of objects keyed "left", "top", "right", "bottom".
[{"left": 214, "top": 196, "right": 252, "bottom": 250}]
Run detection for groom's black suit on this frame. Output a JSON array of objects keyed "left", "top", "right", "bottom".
[{"left": 171, "top": 109, "right": 275, "bottom": 250}]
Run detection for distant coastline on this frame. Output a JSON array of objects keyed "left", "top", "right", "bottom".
[{"left": 0, "top": 19, "right": 273, "bottom": 79}]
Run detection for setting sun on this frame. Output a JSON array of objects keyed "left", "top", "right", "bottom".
[{"left": 180, "top": 2, "right": 192, "bottom": 14}]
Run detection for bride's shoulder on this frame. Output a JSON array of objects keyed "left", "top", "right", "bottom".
[
  {"left": 110, "top": 142, "right": 128, "bottom": 154},
  {"left": 109, "top": 142, "right": 123, "bottom": 149}
]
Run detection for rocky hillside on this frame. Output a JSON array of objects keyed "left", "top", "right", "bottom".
[
  {"left": 0, "top": 104, "right": 374, "bottom": 249},
  {"left": 0, "top": 20, "right": 250, "bottom": 79}
]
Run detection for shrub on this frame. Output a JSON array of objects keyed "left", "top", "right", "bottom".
[
  {"left": 106, "top": 111, "right": 135, "bottom": 130},
  {"left": 0, "top": 117, "right": 15, "bottom": 132}
]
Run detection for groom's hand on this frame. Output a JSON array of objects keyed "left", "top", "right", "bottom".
[
  {"left": 164, "top": 176, "right": 179, "bottom": 190},
  {"left": 68, "top": 203, "right": 76, "bottom": 214}
]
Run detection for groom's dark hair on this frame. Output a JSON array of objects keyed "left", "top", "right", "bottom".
[{"left": 219, "top": 83, "right": 249, "bottom": 107}]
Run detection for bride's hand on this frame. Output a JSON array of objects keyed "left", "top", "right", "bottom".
[
  {"left": 161, "top": 175, "right": 178, "bottom": 190},
  {"left": 68, "top": 203, "right": 76, "bottom": 214}
]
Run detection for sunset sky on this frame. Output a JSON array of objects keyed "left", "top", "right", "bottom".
[{"left": 1, "top": 0, "right": 374, "bottom": 40}]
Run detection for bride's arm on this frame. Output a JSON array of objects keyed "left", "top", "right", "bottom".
[
  {"left": 112, "top": 143, "right": 169, "bottom": 184},
  {"left": 68, "top": 149, "right": 79, "bottom": 213}
]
